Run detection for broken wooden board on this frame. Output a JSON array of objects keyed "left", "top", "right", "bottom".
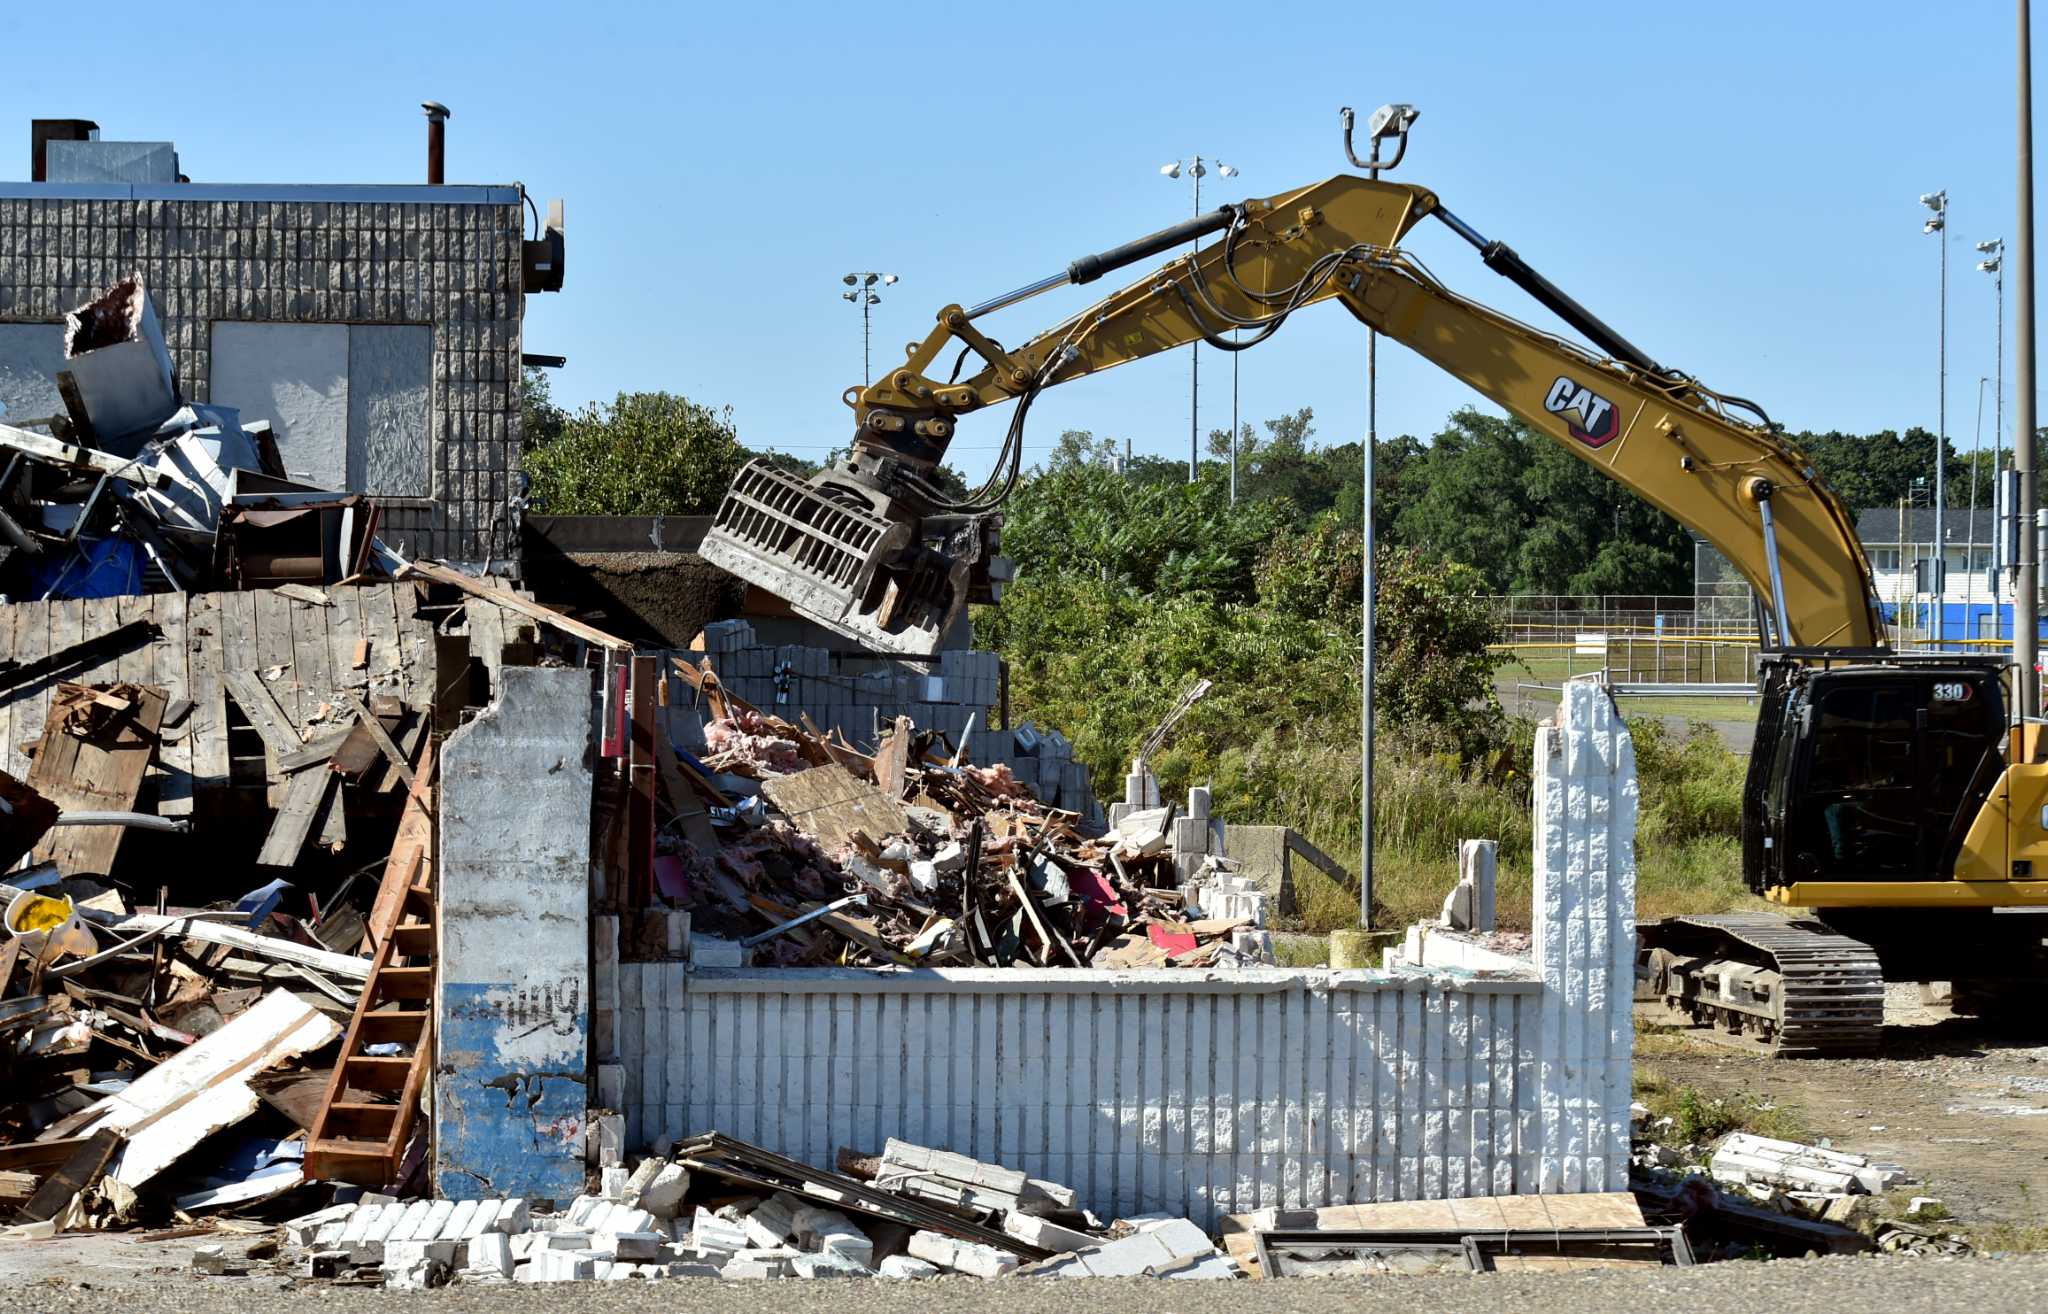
[
  {"left": 0, "top": 769, "right": 59, "bottom": 867},
  {"left": 872, "top": 715, "right": 913, "bottom": 800},
  {"left": 654, "top": 729, "right": 719, "bottom": 855},
  {"left": 256, "top": 759, "right": 339, "bottom": 868},
  {"left": 750, "top": 894, "right": 918, "bottom": 968},
  {"left": 27, "top": 682, "right": 167, "bottom": 878},
  {"left": 15, "top": 1128, "right": 119, "bottom": 1224},
  {"left": 759, "top": 762, "right": 912, "bottom": 853},
  {"left": 337, "top": 691, "right": 413, "bottom": 789},
  {"left": 65, "top": 989, "right": 340, "bottom": 1189},
  {"left": 273, "top": 584, "right": 331, "bottom": 608},
  {"left": 222, "top": 669, "right": 304, "bottom": 762},
  {"left": 400, "top": 559, "right": 632, "bottom": 651}
]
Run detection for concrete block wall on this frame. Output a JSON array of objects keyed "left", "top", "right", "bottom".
[
  {"left": 690, "top": 622, "right": 1105, "bottom": 831},
  {"left": 436, "top": 666, "right": 594, "bottom": 1201},
  {"left": 610, "top": 966, "right": 1543, "bottom": 1228},
  {"left": 1531, "top": 676, "right": 1636, "bottom": 1193},
  {"left": 0, "top": 184, "right": 527, "bottom": 562},
  {"left": 600, "top": 679, "right": 1638, "bottom": 1224}
]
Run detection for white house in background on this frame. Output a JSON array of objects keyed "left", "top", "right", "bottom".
[{"left": 1855, "top": 507, "right": 2013, "bottom": 639}]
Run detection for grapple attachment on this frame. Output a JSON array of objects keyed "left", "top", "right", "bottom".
[{"left": 700, "top": 459, "right": 993, "bottom": 656}]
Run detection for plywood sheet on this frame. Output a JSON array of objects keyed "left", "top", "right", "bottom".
[{"left": 759, "top": 761, "right": 911, "bottom": 852}]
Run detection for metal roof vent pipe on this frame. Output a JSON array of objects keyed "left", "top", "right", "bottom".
[{"left": 422, "top": 101, "right": 449, "bottom": 184}]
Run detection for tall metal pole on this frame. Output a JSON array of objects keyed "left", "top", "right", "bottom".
[
  {"left": 1362, "top": 327, "right": 1375, "bottom": 928},
  {"left": 1940, "top": 207, "right": 1950, "bottom": 647},
  {"left": 2018, "top": 0, "right": 2040, "bottom": 718},
  {"left": 1998, "top": 253, "right": 2007, "bottom": 591},
  {"left": 862, "top": 296, "right": 872, "bottom": 388},
  {"left": 1190, "top": 161, "right": 1202, "bottom": 482},
  {"left": 1971, "top": 376, "right": 1987, "bottom": 635}
]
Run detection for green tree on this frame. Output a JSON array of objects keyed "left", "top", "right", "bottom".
[
  {"left": 524, "top": 391, "right": 746, "bottom": 516},
  {"left": 1391, "top": 409, "right": 1531, "bottom": 589},
  {"left": 521, "top": 366, "right": 567, "bottom": 452}
]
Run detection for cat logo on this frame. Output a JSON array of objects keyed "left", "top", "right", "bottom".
[{"left": 1544, "top": 375, "right": 1620, "bottom": 449}]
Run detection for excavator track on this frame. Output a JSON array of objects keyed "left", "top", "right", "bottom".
[{"left": 1638, "top": 913, "right": 1884, "bottom": 1058}]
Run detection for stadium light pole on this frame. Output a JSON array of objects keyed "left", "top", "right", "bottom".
[
  {"left": 841, "top": 271, "right": 898, "bottom": 386},
  {"left": 1923, "top": 190, "right": 1950, "bottom": 647},
  {"left": 1162, "top": 157, "right": 1237, "bottom": 482}
]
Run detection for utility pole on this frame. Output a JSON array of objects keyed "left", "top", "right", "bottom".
[{"left": 2017, "top": 0, "right": 2039, "bottom": 718}]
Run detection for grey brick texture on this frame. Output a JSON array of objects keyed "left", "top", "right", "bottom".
[{"left": 0, "top": 191, "right": 526, "bottom": 563}]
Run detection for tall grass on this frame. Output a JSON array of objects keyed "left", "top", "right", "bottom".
[{"left": 1275, "top": 716, "right": 1751, "bottom": 933}]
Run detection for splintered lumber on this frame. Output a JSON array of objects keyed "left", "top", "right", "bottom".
[
  {"left": 760, "top": 762, "right": 912, "bottom": 853},
  {"left": 400, "top": 559, "right": 631, "bottom": 651},
  {"left": 873, "top": 716, "right": 912, "bottom": 798},
  {"left": 654, "top": 731, "right": 718, "bottom": 854},
  {"left": 15, "top": 1128, "right": 120, "bottom": 1224},
  {"left": 257, "top": 760, "right": 338, "bottom": 868},
  {"left": 66, "top": 989, "right": 340, "bottom": 1189},
  {"left": 222, "top": 669, "right": 303, "bottom": 762},
  {"left": 337, "top": 691, "right": 414, "bottom": 790},
  {"left": 751, "top": 894, "right": 919, "bottom": 967},
  {"left": 27, "top": 682, "right": 167, "bottom": 877}
]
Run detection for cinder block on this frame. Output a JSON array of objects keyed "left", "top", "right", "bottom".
[
  {"left": 906, "top": 1230, "right": 1019, "bottom": 1278},
  {"left": 609, "top": 1231, "right": 665, "bottom": 1261},
  {"left": 467, "top": 1232, "right": 515, "bottom": 1277},
  {"left": 723, "top": 1247, "right": 799, "bottom": 1279},
  {"left": 743, "top": 1192, "right": 800, "bottom": 1248},
  {"left": 1002, "top": 1211, "right": 1097, "bottom": 1253},
  {"left": 878, "top": 1255, "right": 940, "bottom": 1279}
]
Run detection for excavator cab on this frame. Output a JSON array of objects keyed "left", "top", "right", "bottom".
[{"left": 1745, "top": 657, "right": 2009, "bottom": 892}]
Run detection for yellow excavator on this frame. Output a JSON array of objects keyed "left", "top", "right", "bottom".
[{"left": 702, "top": 111, "right": 2048, "bottom": 1056}]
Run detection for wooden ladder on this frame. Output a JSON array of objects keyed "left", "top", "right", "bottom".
[{"left": 304, "top": 739, "right": 437, "bottom": 1187}]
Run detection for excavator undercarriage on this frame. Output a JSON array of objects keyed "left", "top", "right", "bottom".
[{"left": 1638, "top": 915, "right": 1885, "bottom": 1057}]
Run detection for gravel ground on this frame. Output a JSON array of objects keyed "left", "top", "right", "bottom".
[
  {"left": 0, "top": 1252, "right": 2043, "bottom": 1314},
  {"left": 1640, "top": 984, "right": 2048, "bottom": 1222}
]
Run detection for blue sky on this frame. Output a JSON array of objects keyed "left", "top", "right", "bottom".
[{"left": 3, "top": 1, "right": 2033, "bottom": 481}]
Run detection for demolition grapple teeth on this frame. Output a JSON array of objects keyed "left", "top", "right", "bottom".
[{"left": 700, "top": 459, "right": 978, "bottom": 656}]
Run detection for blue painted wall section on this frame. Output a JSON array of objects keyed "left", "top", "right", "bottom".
[{"left": 435, "top": 666, "right": 594, "bottom": 1201}]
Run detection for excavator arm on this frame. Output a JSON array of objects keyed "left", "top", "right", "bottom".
[{"left": 704, "top": 174, "right": 1883, "bottom": 654}]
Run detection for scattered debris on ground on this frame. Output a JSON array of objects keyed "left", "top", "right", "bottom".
[
  {"left": 1217, "top": 1192, "right": 1683, "bottom": 1278},
  {"left": 1628, "top": 1090, "right": 1969, "bottom": 1258},
  {"left": 260, "top": 1133, "right": 1237, "bottom": 1286}
]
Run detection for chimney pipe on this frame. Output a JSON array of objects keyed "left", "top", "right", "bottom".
[{"left": 422, "top": 101, "right": 449, "bottom": 185}]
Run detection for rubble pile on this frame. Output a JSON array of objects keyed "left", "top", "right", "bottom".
[
  {"left": 662, "top": 656, "right": 1274, "bottom": 970},
  {"left": 268, "top": 1133, "right": 1238, "bottom": 1286},
  {"left": 1628, "top": 1105, "right": 1967, "bottom": 1258},
  {"left": 0, "top": 276, "right": 375, "bottom": 603},
  {"left": 0, "top": 685, "right": 438, "bottom": 1234}
]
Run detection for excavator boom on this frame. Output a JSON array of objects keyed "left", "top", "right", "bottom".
[{"left": 704, "top": 173, "right": 1882, "bottom": 653}]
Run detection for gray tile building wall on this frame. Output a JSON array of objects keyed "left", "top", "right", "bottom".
[{"left": 0, "top": 183, "right": 528, "bottom": 563}]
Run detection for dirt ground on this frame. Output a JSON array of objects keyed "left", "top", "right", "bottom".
[{"left": 1639, "top": 984, "right": 2048, "bottom": 1227}]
